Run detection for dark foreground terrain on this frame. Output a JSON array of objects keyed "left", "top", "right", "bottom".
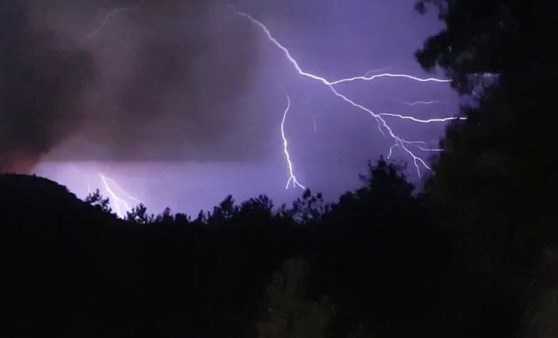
[{"left": 3, "top": 158, "right": 555, "bottom": 337}]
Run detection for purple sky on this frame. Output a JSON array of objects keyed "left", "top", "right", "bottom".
[{"left": 33, "top": 0, "right": 459, "bottom": 216}]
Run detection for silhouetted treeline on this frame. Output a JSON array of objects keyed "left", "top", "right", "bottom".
[{"left": 2, "top": 159, "right": 449, "bottom": 338}]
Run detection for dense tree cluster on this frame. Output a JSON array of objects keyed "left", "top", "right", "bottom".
[
  {"left": 2, "top": 159, "right": 447, "bottom": 338},
  {"left": 2, "top": 0, "right": 557, "bottom": 337},
  {"left": 416, "top": 0, "right": 558, "bottom": 336}
]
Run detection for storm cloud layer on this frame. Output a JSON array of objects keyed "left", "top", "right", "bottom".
[
  {"left": 0, "top": 1, "right": 94, "bottom": 172},
  {"left": 29, "top": 0, "right": 459, "bottom": 214},
  {"left": 1, "top": 0, "right": 261, "bottom": 173}
]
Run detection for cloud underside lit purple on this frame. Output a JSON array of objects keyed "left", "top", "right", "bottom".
[{"left": 2, "top": 0, "right": 460, "bottom": 215}]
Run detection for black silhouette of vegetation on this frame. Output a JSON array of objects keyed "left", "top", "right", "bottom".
[
  {"left": 2, "top": 0, "right": 557, "bottom": 337},
  {"left": 416, "top": 0, "right": 558, "bottom": 336},
  {"left": 2, "top": 160, "right": 446, "bottom": 338}
]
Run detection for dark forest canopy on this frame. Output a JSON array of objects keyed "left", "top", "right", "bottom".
[
  {"left": 2, "top": 0, "right": 558, "bottom": 337},
  {"left": 2, "top": 159, "right": 447, "bottom": 338},
  {"left": 416, "top": 0, "right": 558, "bottom": 337}
]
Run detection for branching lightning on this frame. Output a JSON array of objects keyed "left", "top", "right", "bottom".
[
  {"left": 78, "top": 4, "right": 464, "bottom": 197},
  {"left": 233, "top": 8, "right": 464, "bottom": 179},
  {"left": 281, "top": 93, "right": 306, "bottom": 190},
  {"left": 99, "top": 173, "right": 141, "bottom": 218},
  {"left": 388, "top": 140, "right": 443, "bottom": 160}
]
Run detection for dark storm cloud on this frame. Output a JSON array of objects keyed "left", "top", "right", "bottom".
[
  {"left": 35, "top": 0, "right": 460, "bottom": 214},
  {"left": 50, "top": 0, "right": 263, "bottom": 162},
  {"left": 1, "top": 0, "right": 262, "bottom": 171},
  {"left": 0, "top": 1, "right": 94, "bottom": 173}
]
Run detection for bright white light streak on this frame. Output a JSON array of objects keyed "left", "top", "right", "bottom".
[
  {"left": 402, "top": 100, "right": 450, "bottom": 106},
  {"left": 281, "top": 93, "right": 306, "bottom": 190},
  {"left": 378, "top": 113, "right": 466, "bottom": 124},
  {"left": 388, "top": 144, "right": 398, "bottom": 159},
  {"left": 401, "top": 140, "right": 444, "bottom": 152},
  {"left": 233, "top": 8, "right": 457, "bottom": 176},
  {"left": 99, "top": 173, "right": 141, "bottom": 218},
  {"left": 329, "top": 72, "right": 451, "bottom": 85}
]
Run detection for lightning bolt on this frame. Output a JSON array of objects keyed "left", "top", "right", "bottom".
[
  {"left": 82, "top": 4, "right": 461, "bottom": 195},
  {"left": 310, "top": 110, "right": 318, "bottom": 135},
  {"left": 402, "top": 140, "right": 444, "bottom": 153},
  {"left": 417, "top": 146, "right": 443, "bottom": 152},
  {"left": 388, "top": 144, "right": 398, "bottom": 159},
  {"left": 87, "top": 1, "right": 144, "bottom": 39},
  {"left": 388, "top": 140, "right": 443, "bottom": 159},
  {"left": 377, "top": 113, "right": 466, "bottom": 124},
  {"left": 281, "top": 93, "right": 306, "bottom": 190},
  {"left": 328, "top": 73, "right": 451, "bottom": 85},
  {"left": 402, "top": 100, "right": 450, "bottom": 106},
  {"left": 233, "top": 8, "right": 463, "bottom": 177},
  {"left": 364, "top": 66, "right": 393, "bottom": 77},
  {"left": 99, "top": 173, "right": 141, "bottom": 218}
]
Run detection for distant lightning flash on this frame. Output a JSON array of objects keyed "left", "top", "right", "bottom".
[
  {"left": 310, "top": 110, "right": 318, "bottom": 135},
  {"left": 87, "top": 1, "right": 144, "bottom": 39},
  {"left": 233, "top": 8, "right": 463, "bottom": 178},
  {"left": 99, "top": 173, "right": 141, "bottom": 218},
  {"left": 281, "top": 93, "right": 306, "bottom": 190}
]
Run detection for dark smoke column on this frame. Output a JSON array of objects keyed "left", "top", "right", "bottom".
[{"left": 0, "top": 1, "right": 94, "bottom": 173}]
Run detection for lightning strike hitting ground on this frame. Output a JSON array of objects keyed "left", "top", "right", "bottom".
[
  {"left": 99, "top": 173, "right": 141, "bottom": 218},
  {"left": 233, "top": 8, "right": 464, "bottom": 177},
  {"left": 281, "top": 93, "right": 306, "bottom": 190}
]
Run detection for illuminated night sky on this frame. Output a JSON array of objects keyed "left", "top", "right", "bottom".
[{"left": 1, "top": 0, "right": 460, "bottom": 216}]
